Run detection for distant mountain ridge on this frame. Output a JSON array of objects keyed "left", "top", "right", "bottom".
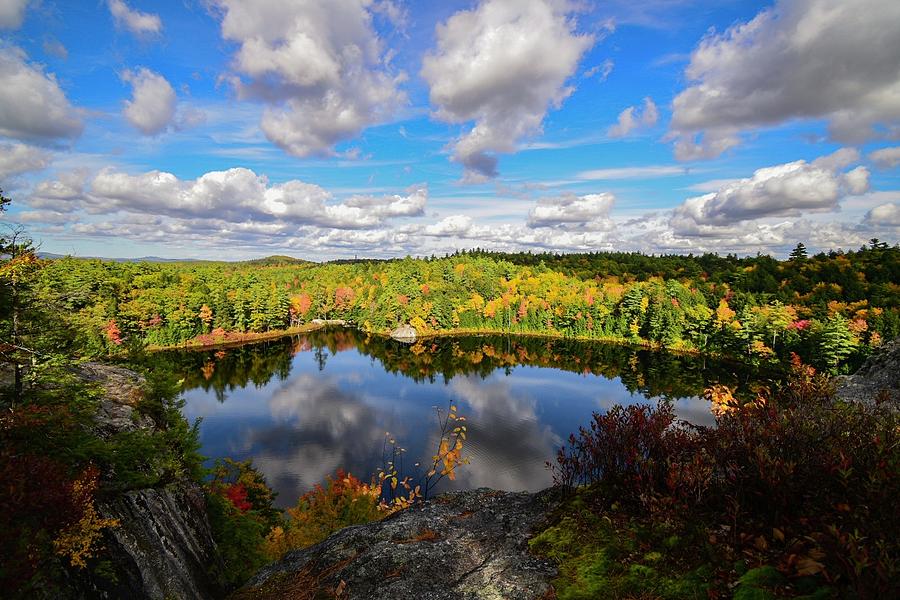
[{"left": 37, "top": 252, "right": 310, "bottom": 265}]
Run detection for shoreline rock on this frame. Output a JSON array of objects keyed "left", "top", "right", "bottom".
[{"left": 390, "top": 324, "right": 417, "bottom": 343}]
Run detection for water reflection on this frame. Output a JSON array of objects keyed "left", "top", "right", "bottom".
[{"left": 170, "top": 329, "right": 766, "bottom": 507}]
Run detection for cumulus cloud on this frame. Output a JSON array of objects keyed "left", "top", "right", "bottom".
[
  {"left": 211, "top": 0, "right": 406, "bottom": 157},
  {"left": 421, "top": 0, "right": 594, "bottom": 180},
  {"left": 0, "top": 46, "right": 83, "bottom": 142},
  {"left": 670, "top": 149, "right": 869, "bottom": 235},
  {"left": 670, "top": 0, "right": 900, "bottom": 160},
  {"left": 57, "top": 167, "right": 426, "bottom": 229},
  {"left": 28, "top": 170, "right": 90, "bottom": 212},
  {"left": 528, "top": 192, "right": 614, "bottom": 230},
  {"left": 121, "top": 68, "right": 177, "bottom": 135},
  {"left": 0, "top": 142, "right": 50, "bottom": 183},
  {"left": 870, "top": 146, "right": 900, "bottom": 169},
  {"left": 107, "top": 0, "right": 162, "bottom": 37},
  {"left": 865, "top": 203, "right": 900, "bottom": 227},
  {"left": 0, "top": 0, "right": 29, "bottom": 29},
  {"left": 424, "top": 214, "right": 474, "bottom": 237},
  {"left": 607, "top": 97, "right": 658, "bottom": 138}
]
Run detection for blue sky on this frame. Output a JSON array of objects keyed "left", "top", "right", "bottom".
[{"left": 1, "top": 0, "right": 898, "bottom": 259}]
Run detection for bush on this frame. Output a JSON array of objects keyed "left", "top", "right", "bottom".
[
  {"left": 206, "top": 459, "right": 281, "bottom": 588},
  {"left": 548, "top": 358, "right": 900, "bottom": 596},
  {"left": 263, "top": 469, "right": 383, "bottom": 561}
]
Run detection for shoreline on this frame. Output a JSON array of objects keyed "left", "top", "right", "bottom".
[
  {"left": 148, "top": 322, "right": 712, "bottom": 359},
  {"left": 145, "top": 323, "right": 328, "bottom": 352}
]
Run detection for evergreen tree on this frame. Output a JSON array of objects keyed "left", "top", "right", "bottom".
[{"left": 789, "top": 242, "right": 808, "bottom": 262}]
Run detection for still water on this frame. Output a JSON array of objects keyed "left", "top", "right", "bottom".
[{"left": 172, "top": 329, "right": 760, "bottom": 508}]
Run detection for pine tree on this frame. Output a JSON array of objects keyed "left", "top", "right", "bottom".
[{"left": 789, "top": 242, "right": 808, "bottom": 262}]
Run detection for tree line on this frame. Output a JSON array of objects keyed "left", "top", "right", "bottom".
[{"left": 27, "top": 240, "right": 900, "bottom": 373}]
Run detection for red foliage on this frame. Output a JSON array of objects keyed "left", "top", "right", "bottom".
[
  {"left": 0, "top": 450, "right": 82, "bottom": 590},
  {"left": 552, "top": 362, "right": 900, "bottom": 595},
  {"left": 334, "top": 287, "right": 355, "bottom": 309},
  {"left": 224, "top": 483, "right": 252, "bottom": 513},
  {"left": 295, "top": 293, "right": 312, "bottom": 316},
  {"left": 105, "top": 319, "right": 122, "bottom": 345}
]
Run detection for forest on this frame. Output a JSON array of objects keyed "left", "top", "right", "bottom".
[{"left": 33, "top": 240, "right": 900, "bottom": 373}]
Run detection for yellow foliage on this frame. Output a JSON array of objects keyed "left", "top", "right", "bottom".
[
  {"left": 715, "top": 299, "right": 736, "bottom": 324},
  {"left": 53, "top": 469, "right": 120, "bottom": 569},
  {"left": 705, "top": 385, "right": 738, "bottom": 416},
  {"left": 263, "top": 470, "right": 384, "bottom": 561}
]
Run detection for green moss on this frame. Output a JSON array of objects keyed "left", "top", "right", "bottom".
[
  {"left": 732, "top": 566, "right": 785, "bottom": 600},
  {"left": 529, "top": 495, "right": 710, "bottom": 600}
]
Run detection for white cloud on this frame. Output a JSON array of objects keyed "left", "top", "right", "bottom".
[
  {"left": 671, "top": 0, "right": 900, "bottom": 159},
  {"left": 0, "top": 0, "right": 28, "bottom": 29},
  {"left": 583, "top": 59, "right": 613, "bottom": 81},
  {"left": 577, "top": 165, "right": 685, "bottom": 180},
  {"left": 528, "top": 192, "right": 614, "bottom": 230},
  {"left": 865, "top": 203, "right": 900, "bottom": 227},
  {"left": 869, "top": 146, "right": 900, "bottom": 169},
  {"left": 607, "top": 97, "right": 658, "bottom": 138},
  {"left": 0, "top": 46, "right": 83, "bottom": 141},
  {"left": 211, "top": 0, "right": 406, "bottom": 157},
  {"left": 68, "top": 167, "right": 426, "bottom": 229},
  {"left": 107, "top": 0, "right": 162, "bottom": 37},
  {"left": 424, "top": 214, "right": 474, "bottom": 237},
  {"left": 121, "top": 68, "right": 176, "bottom": 135},
  {"left": 670, "top": 149, "right": 869, "bottom": 235},
  {"left": 421, "top": 0, "right": 594, "bottom": 179},
  {"left": 28, "top": 170, "right": 90, "bottom": 212},
  {"left": 0, "top": 142, "right": 50, "bottom": 182}
]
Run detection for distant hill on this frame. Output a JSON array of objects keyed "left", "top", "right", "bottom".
[
  {"left": 37, "top": 253, "right": 311, "bottom": 265},
  {"left": 37, "top": 252, "right": 201, "bottom": 263},
  {"left": 241, "top": 255, "right": 311, "bottom": 266}
]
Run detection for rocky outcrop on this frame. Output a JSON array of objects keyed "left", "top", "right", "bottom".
[
  {"left": 61, "top": 363, "right": 224, "bottom": 599},
  {"left": 836, "top": 338, "right": 900, "bottom": 405},
  {"left": 390, "top": 324, "right": 417, "bottom": 343},
  {"left": 87, "top": 484, "right": 224, "bottom": 599},
  {"left": 78, "top": 362, "right": 157, "bottom": 438},
  {"left": 236, "top": 488, "right": 558, "bottom": 600}
]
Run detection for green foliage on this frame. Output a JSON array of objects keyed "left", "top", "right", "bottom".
[
  {"left": 205, "top": 492, "right": 271, "bottom": 589},
  {"left": 32, "top": 245, "right": 900, "bottom": 371},
  {"left": 206, "top": 459, "right": 281, "bottom": 589}
]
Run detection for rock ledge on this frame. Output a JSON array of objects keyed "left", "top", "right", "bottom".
[
  {"left": 836, "top": 338, "right": 900, "bottom": 405},
  {"left": 237, "top": 488, "right": 559, "bottom": 600}
]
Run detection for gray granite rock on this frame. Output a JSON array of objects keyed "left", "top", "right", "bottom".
[
  {"left": 390, "top": 324, "right": 417, "bottom": 343},
  {"left": 836, "top": 338, "right": 900, "bottom": 405},
  {"left": 237, "top": 488, "right": 559, "bottom": 600}
]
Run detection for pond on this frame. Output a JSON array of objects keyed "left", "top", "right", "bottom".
[{"left": 169, "top": 328, "right": 765, "bottom": 508}]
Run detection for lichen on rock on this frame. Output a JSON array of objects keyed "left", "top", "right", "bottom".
[{"left": 236, "top": 488, "right": 559, "bottom": 600}]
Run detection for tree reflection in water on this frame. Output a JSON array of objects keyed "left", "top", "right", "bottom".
[{"left": 164, "top": 329, "right": 770, "bottom": 507}]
